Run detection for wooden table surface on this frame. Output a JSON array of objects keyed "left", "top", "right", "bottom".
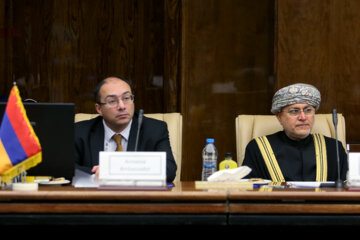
[{"left": 2, "top": 181, "right": 360, "bottom": 227}]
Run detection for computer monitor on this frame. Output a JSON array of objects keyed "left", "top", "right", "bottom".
[{"left": 0, "top": 102, "right": 75, "bottom": 180}]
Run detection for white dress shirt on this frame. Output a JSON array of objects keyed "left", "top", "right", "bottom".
[{"left": 103, "top": 119, "right": 132, "bottom": 152}]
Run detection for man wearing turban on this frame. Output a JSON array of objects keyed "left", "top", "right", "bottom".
[{"left": 242, "top": 83, "right": 348, "bottom": 182}]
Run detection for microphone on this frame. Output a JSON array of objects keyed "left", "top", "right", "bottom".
[
  {"left": 332, "top": 109, "right": 343, "bottom": 188},
  {"left": 134, "top": 109, "right": 144, "bottom": 152}
]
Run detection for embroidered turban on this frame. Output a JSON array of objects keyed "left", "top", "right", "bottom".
[{"left": 271, "top": 83, "right": 321, "bottom": 114}]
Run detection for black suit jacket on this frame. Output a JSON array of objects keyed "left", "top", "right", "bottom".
[{"left": 74, "top": 112, "right": 177, "bottom": 182}]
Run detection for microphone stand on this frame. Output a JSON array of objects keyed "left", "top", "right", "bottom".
[
  {"left": 134, "top": 109, "right": 144, "bottom": 152},
  {"left": 333, "top": 109, "right": 343, "bottom": 189}
]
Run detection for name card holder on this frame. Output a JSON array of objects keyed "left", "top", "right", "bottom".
[
  {"left": 98, "top": 151, "right": 167, "bottom": 190},
  {"left": 347, "top": 152, "right": 360, "bottom": 187}
]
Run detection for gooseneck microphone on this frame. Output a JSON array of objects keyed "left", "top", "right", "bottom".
[
  {"left": 332, "top": 109, "right": 343, "bottom": 188},
  {"left": 134, "top": 109, "right": 144, "bottom": 152}
]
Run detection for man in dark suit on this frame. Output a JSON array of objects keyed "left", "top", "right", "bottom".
[{"left": 74, "top": 76, "right": 177, "bottom": 182}]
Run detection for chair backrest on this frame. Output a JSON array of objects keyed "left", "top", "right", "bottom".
[
  {"left": 235, "top": 114, "right": 346, "bottom": 166},
  {"left": 75, "top": 112, "right": 183, "bottom": 182}
]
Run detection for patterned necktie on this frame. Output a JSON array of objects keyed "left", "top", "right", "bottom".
[{"left": 112, "top": 134, "right": 123, "bottom": 151}]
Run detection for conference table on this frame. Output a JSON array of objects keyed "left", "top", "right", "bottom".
[{"left": 1, "top": 181, "right": 360, "bottom": 233}]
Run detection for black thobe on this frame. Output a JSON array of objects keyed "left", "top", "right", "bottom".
[{"left": 242, "top": 131, "right": 348, "bottom": 181}]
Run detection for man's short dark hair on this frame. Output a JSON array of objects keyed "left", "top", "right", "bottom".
[{"left": 93, "top": 76, "right": 132, "bottom": 103}]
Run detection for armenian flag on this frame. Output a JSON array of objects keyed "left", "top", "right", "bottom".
[{"left": 0, "top": 84, "right": 42, "bottom": 184}]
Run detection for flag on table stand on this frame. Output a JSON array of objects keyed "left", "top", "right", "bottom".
[{"left": 0, "top": 84, "right": 42, "bottom": 185}]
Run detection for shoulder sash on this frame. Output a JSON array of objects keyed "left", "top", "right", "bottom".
[{"left": 255, "top": 134, "right": 327, "bottom": 182}]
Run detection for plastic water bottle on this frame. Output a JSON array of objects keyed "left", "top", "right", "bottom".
[{"left": 201, "top": 138, "right": 218, "bottom": 181}]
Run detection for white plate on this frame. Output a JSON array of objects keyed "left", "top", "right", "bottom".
[{"left": 39, "top": 179, "right": 70, "bottom": 186}]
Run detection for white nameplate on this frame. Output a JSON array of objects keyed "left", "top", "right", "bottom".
[
  {"left": 348, "top": 152, "right": 360, "bottom": 186},
  {"left": 99, "top": 151, "right": 166, "bottom": 188}
]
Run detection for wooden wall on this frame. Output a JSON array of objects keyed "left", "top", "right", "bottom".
[
  {"left": 0, "top": 0, "right": 181, "bottom": 114},
  {"left": 277, "top": 0, "right": 360, "bottom": 144},
  {"left": 181, "top": 0, "right": 275, "bottom": 180},
  {"left": 2, "top": 0, "right": 360, "bottom": 181}
]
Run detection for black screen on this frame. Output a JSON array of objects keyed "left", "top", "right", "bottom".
[{"left": 0, "top": 102, "right": 75, "bottom": 180}]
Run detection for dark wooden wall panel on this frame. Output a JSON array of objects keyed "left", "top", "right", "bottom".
[
  {"left": 1, "top": 0, "right": 180, "bottom": 114},
  {"left": 164, "top": 0, "right": 181, "bottom": 112},
  {"left": 181, "top": 0, "right": 275, "bottom": 180},
  {"left": 277, "top": 0, "right": 360, "bottom": 144},
  {"left": 0, "top": 1, "right": 5, "bottom": 88}
]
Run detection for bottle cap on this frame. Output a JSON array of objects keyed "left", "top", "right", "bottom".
[
  {"left": 225, "top": 152, "right": 232, "bottom": 158},
  {"left": 206, "top": 138, "right": 214, "bottom": 143}
]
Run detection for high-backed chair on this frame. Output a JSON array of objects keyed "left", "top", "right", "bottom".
[
  {"left": 235, "top": 114, "right": 346, "bottom": 166},
  {"left": 75, "top": 112, "right": 183, "bottom": 182}
]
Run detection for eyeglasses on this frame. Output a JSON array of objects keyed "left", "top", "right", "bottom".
[
  {"left": 284, "top": 107, "right": 315, "bottom": 117},
  {"left": 98, "top": 93, "right": 135, "bottom": 108}
]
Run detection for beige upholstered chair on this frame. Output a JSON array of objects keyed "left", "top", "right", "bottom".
[
  {"left": 235, "top": 114, "right": 346, "bottom": 166},
  {"left": 75, "top": 112, "right": 183, "bottom": 182}
]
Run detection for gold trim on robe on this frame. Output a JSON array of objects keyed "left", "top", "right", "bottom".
[{"left": 255, "top": 134, "right": 327, "bottom": 182}]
